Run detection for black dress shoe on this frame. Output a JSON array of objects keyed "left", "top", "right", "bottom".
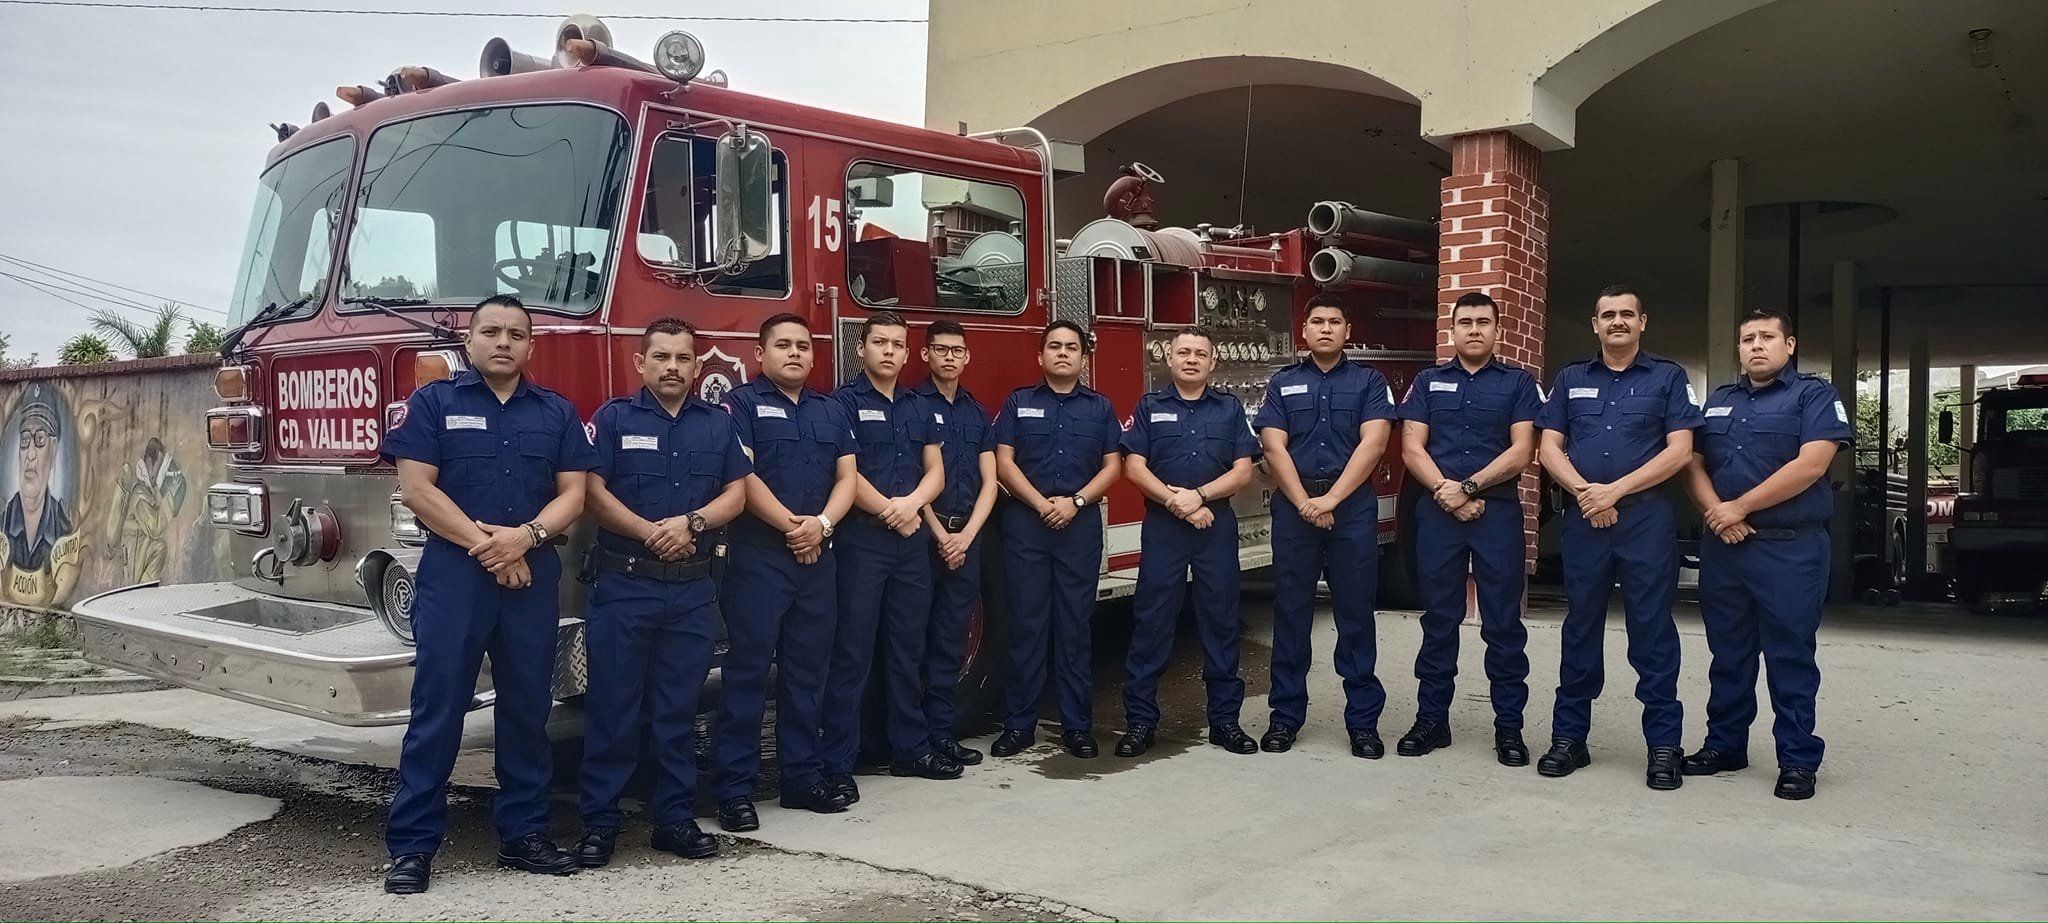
[
  {"left": 934, "top": 737, "right": 985, "bottom": 766},
  {"left": 1682, "top": 747, "right": 1749, "bottom": 776},
  {"left": 1396, "top": 719, "right": 1453, "bottom": 757},
  {"left": 1536, "top": 738, "right": 1591, "bottom": 777},
  {"left": 650, "top": 821, "right": 719, "bottom": 859},
  {"left": 497, "top": 834, "right": 579, "bottom": 876},
  {"left": 1495, "top": 728, "right": 1530, "bottom": 767},
  {"left": 780, "top": 781, "right": 852, "bottom": 814},
  {"left": 890, "top": 752, "right": 965, "bottom": 780},
  {"left": 383, "top": 854, "right": 431, "bottom": 894},
  {"left": 1061, "top": 729, "right": 1098, "bottom": 758},
  {"left": 573, "top": 828, "right": 617, "bottom": 868},
  {"left": 828, "top": 773, "right": 861, "bottom": 805},
  {"left": 1115, "top": 725, "right": 1156, "bottom": 757},
  {"left": 1259, "top": 724, "right": 1297, "bottom": 753},
  {"left": 1209, "top": 723, "right": 1258, "bottom": 755},
  {"left": 1646, "top": 746, "right": 1684, "bottom": 791},
  {"left": 990, "top": 728, "right": 1034, "bottom": 757},
  {"left": 1349, "top": 728, "right": 1385, "bottom": 760},
  {"left": 1775, "top": 768, "right": 1817, "bottom": 801},
  {"left": 716, "top": 798, "right": 760, "bottom": 833}
]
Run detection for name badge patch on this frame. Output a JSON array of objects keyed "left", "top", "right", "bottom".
[
  {"left": 934, "top": 413, "right": 946, "bottom": 424},
  {"left": 1705, "top": 406, "right": 1732, "bottom": 418},
  {"left": 858, "top": 408, "right": 887, "bottom": 422},
  {"left": 755, "top": 405, "right": 788, "bottom": 420},
  {"left": 1568, "top": 387, "right": 1600, "bottom": 400},
  {"left": 1017, "top": 407, "right": 1046, "bottom": 419},
  {"left": 445, "top": 415, "right": 487, "bottom": 431},
  {"left": 1429, "top": 381, "right": 1459, "bottom": 393},
  {"left": 621, "top": 434, "right": 660, "bottom": 450},
  {"left": 1150, "top": 412, "right": 1178, "bottom": 423},
  {"left": 1834, "top": 400, "right": 1849, "bottom": 423},
  {"left": 1280, "top": 384, "right": 1310, "bottom": 397}
]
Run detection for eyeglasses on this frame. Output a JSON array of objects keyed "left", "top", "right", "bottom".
[
  {"left": 19, "top": 430, "right": 52, "bottom": 448},
  {"left": 926, "top": 345, "right": 968, "bottom": 358}
]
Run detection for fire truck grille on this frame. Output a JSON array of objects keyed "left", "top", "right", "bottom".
[{"left": 1992, "top": 467, "right": 2048, "bottom": 501}]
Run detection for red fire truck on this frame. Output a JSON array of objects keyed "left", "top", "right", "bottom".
[{"left": 68, "top": 18, "right": 1439, "bottom": 727}]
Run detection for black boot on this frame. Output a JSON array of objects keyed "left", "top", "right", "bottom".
[
  {"left": 383, "top": 854, "right": 432, "bottom": 894},
  {"left": 1536, "top": 738, "right": 1590, "bottom": 777},
  {"left": 1396, "top": 719, "right": 1452, "bottom": 757},
  {"left": 1494, "top": 728, "right": 1530, "bottom": 767},
  {"left": 572, "top": 828, "right": 617, "bottom": 868},
  {"left": 1646, "top": 746, "right": 1684, "bottom": 791},
  {"left": 650, "top": 821, "right": 719, "bottom": 859}
]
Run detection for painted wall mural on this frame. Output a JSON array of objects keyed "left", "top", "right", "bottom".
[{"left": 0, "top": 360, "right": 226, "bottom": 609}]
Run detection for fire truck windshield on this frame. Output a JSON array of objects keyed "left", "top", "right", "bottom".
[
  {"left": 226, "top": 135, "right": 355, "bottom": 328},
  {"left": 340, "top": 104, "right": 630, "bottom": 315}
]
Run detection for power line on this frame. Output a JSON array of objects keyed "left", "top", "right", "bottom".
[
  {"left": 0, "top": 253, "right": 226, "bottom": 316},
  {"left": 0, "top": 270, "right": 159, "bottom": 314},
  {"left": 2, "top": 273, "right": 103, "bottom": 314},
  {"left": 0, "top": 1, "right": 925, "bottom": 22}
]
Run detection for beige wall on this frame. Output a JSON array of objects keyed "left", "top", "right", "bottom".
[{"left": 926, "top": 0, "right": 1774, "bottom": 150}]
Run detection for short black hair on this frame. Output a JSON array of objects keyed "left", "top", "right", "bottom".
[
  {"left": 860, "top": 310, "right": 908, "bottom": 343},
  {"left": 1451, "top": 291, "right": 1498, "bottom": 320},
  {"left": 1741, "top": 307, "right": 1795, "bottom": 337},
  {"left": 471, "top": 295, "right": 531, "bottom": 327},
  {"left": 640, "top": 316, "right": 697, "bottom": 352},
  {"left": 1041, "top": 319, "right": 1093, "bottom": 354},
  {"left": 1169, "top": 327, "right": 1216, "bottom": 350},
  {"left": 1302, "top": 293, "right": 1349, "bottom": 320},
  {"left": 1594, "top": 283, "right": 1643, "bottom": 310},
  {"left": 926, "top": 319, "right": 967, "bottom": 342},
  {"left": 758, "top": 312, "right": 810, "bottom": 342}
]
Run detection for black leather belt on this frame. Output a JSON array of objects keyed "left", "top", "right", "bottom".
[
  {"left": 932, "top": 512, "right": 971, "bottom": 532},
  {"left": 1302, "top": 476, "right": 1338, "bottom": 495},
  {"left": 1752, "top": 528, "right": 1802, "bottom": 541},
  {"left": 590, "top": 547, "right": 714, "bottom": 582}
]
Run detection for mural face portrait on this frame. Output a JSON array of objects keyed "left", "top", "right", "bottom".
[{"left": 3, "top": 382, "right": 78, "bottom": 573}]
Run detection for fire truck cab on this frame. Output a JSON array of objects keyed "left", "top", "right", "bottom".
[
  {"left": 1944, "top": 372, "right": 2048, "bottom": 610},
  {"left": 67, "top": 18, "right": 1439, "bottom": 726}
]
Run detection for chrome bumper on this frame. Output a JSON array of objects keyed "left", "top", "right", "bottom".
[{"left": 71, "top": 581, "right": 587, "bottom": 727}]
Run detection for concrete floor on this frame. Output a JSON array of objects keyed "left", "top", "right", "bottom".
[{"left": 3, "top": 597, "right": 2045, "bottom": 920}]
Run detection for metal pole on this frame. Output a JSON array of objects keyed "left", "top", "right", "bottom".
[
  {"left": 1786, "top": 202, "right": 1802, "bottom": 330},
  {"left": 1878, "top": 287, "right": 1892, "bottom": 473}
]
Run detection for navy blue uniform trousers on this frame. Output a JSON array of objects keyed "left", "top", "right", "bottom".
[
  {"left": 713, "top": 543, "right": 835, "bottom": 802},
  {"left": 577, "top": 571, "right": 716, "bottom": 829},
  {"left": 1699, "top": 526, "right": 1828, "bottom": 770},
  {"left": 387, "top": 541, "right": 560, "bottom": 857},
  {"left": 825, "top": 519, "right": 934, "bottom": 769},
  {"left": 1000, "top": 502, "right": 1099, "bottom": 732},
  {"left": 1267, "top": 491, "right": 1385, "bottom": 731},
  {"left": 1124, "top": 505, "right": 1243, "bottom": 727},
  {"left": 923, "top": 533, "right": 984, "bottom": 742},
  {"left": 1412, "top": 498, "right": 1530, "bottom": 728},
  {"left": 1552, "top": 496, "right": 1684, "bottom": 746}
]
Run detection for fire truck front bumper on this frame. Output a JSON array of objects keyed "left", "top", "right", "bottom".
[{"left": 69, "top": 581, "right": 586, "bottom": 727}]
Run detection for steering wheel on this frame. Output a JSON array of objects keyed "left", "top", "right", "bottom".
[
  {"left": 494, "top": 257, "right": 601, "bottom": 302},
  {"left": 1130, "top": 161, "right": 1165, "bottom": 184}
]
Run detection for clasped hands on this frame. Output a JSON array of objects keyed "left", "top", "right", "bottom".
[
  {"left": 1164, "top": 486, "right": 1216, "bottom": 530},
  {"left": 470, "top": 521, "right": 535, "bottom": 588},
  {"left": 1430, "top": 479, "right": 1488, "bottom": 524}
]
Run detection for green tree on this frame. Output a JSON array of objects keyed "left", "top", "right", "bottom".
[
  {"left": 89, "top": 304, "right": 184, "bottom": 358},
  {"left": 184, "top": 320, "right": 223, "bottom": 355},
  {"left": 0, "top": 331, "right": 36, "bottom": 370},
  {"left": 58, "top": 333, "right": 114, "bottom": 365}
]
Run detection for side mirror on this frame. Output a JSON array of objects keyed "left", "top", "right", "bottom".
[
  {"left": 848, "top": 175, "right": 894, "bottom": 208},
  {"left": 713, "top": 126, "right": 773, "bottom": 270},
  {"left": 1939, "top": 408, "right": 1955, "bottom": 445}
]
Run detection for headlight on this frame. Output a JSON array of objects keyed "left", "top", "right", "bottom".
[
  {"left": 652, "top": 30, "right": 705, "bottom": 83},
  {"left": 390, "top": 491, "right": 426, "bottom": 544},
  {"left": 205, "top": 482, "right": 267, "bottom": 535}
]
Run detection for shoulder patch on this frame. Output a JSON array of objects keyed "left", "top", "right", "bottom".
[{"left": 1834, "top": 399, "right": 1848, "bottom": 423}]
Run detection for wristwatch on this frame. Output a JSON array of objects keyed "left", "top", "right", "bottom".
[
  {"left": 1071, "top": 493, "right": 1092, "bottom": 508},
  {"left": 818, "top": 513, "right": 836, "bottom": 538},
  {"left": 526, "top": 521, "right": 549, "bottom": 547},
  {"left": 1460, "top": 479, "right": 1480, "bottom": 496},
  {"left": 686, "top": 511, "right": 709, "bottom": 534}
]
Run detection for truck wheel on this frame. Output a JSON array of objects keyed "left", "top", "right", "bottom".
[
  {"left": 1377, "top": 487, "right": 1423, "bottom": 610},
  {"left": 952, "top": 532, "right": 1007, "bottom": 737}
]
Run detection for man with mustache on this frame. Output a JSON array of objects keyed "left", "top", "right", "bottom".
[
  {"left": 713, "top": 312, "right": 860, "bottom": 830},
  {"left": 825, "top": 310, "right": 955, "bottom": 791},
  {"left": 1253, "top": 296, "right": 1398, "bottom": 758},
  {"left": 1395, "top": 292, "right": 1541, "bottom": 766},
  {"left": 573, "top": 317, "right": 751, "bottom": 867},
  {"left": 5, "top": 384, "right": 71, "bottom": 572},
  {"left": 1680, "top": 307, "right": 1850, "bottom": 801},
  {"left": 382, "top": 295, "right": 596, "bottom": 894},
  {"left": 915, "top": 320, "right": 998, "bottom": 768},
  {"left": 1113, "top": 328, "right": 1261, "bottom": 758},
  {"left": 990, "top": 320, "right": 1123, "bottom": 759},
  {"left": 1535, "top": 283, "right": 1703, "bottom": 790}
]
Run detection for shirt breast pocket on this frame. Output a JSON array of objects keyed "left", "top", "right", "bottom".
[
  {"left": 614, "top": 446, "right": 668, "bottom": 479},
  {"left": 960, "top": 417, "right": 990, "bottom": 454},
  {"left": 1328, "top": 385, "right": 1364, "bottom": 432},
  {"left": 1752, "top": 412, "right": 1802, "bottom": 455},
  {"left": 1071, "top": 418, "right": 1110, "bottom": 456},
  {"left": 1468, "top": 393, "right": 1512, "bottom": 424},
  {"left": 1281, "top": 389, "right": 1318, "bottom": 425},
  {"left": 807, "top": 421, "right": 845, "bottom": 471},
  {"left": 1426, "top": 390, "right": 1462, "bottom": 423},
  {"left": 1701, "top": 414, "right": 1735, "bottom": 464},
  {"left": 518, "top": 431, "right": 558, "bottom": 484},
  {"left": 1200, "top": 422, "right": 1239, "bottom": 464},
  {"left": 1566, "top": 396, "right": 1605, "bottom": 440},
  {"left": 437, "top": 431, "right": 499, "bottom": 486},
  {"left": 687, "top": 451, "right": 727, "bottom": 498},
  {"left": 1620, "top": 395, "right": 1665, "bottom": 434}
]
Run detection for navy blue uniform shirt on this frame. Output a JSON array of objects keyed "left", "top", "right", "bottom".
[
  {"left": 1398, "top": 358, "right": 1542, "bottom": 500},
  {"left": 723, "top": 376, "right": 855, "bottom": 546},
  {"left": 992, "top": 382, "right": 1121, "bottom": 497},
  {"left": 834, "top": 375, "right": 939, "bottom": 500},
  {"left": 1120, "top": 386, "right": 1260, "bottom": 495},
  {"left": 590, "top": 388, "right": 753, "bottom": 554},
  {"left": 917, "top": 380, "right": 991, "bottom": 518},
  {"left": 1699, "top": 368, "right": 1851, "bottom": 528},
  {"left": 1252, "top": 359, "right": 1399, "bottom": 482},
  {"left": 1537, "top": 350, "right": 1705, "bottom": 489},
  {"left": 382, "top": 370, "right": 597, "bottom": 548}
]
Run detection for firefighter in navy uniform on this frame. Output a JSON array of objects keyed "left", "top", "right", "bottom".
[
  {"left": 1395, "top": 292, "right": 1541, "bottom": 766},
  {"left": 713, "top": 313, "right": 859, "bottom": 830},
  {"left": 915, "top": 320, "right": 999, "bottom": 767},
  {"left": 825, "top": 311, "right": 955, "bottom": 790},
  {"left": 1253, "top": 296, "right": 1398, "bottom": 758},
  {"left": 572, "top": 318, "right": 751, "bottom": 868},
  {"left": 1535, "top": 284, "right": 1704, "bottom": 790},
  {"left": 989, "top": 321, "right": 1123, "bottom": 760},
  {"left": 1681, "top": 308, "right": 1850, "bottom": 801},
  {"left": 1114, "top": 329, "right": 1261, "bottom": 758},
  {"left": 381, "top": 296, "right": 596, "bottom": 895}
]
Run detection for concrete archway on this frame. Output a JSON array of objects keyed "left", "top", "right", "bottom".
[{"left": 1532, "top": 0, "right": 1780, "bottom": 148}]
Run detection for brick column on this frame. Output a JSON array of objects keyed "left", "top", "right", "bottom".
[{"left": 1438, "top": 130, "right": 1550, "bottom": 572}]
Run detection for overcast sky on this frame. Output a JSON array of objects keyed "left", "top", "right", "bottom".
[{"left": 0, "top": 0, "right": 928, "bottom": 362}]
